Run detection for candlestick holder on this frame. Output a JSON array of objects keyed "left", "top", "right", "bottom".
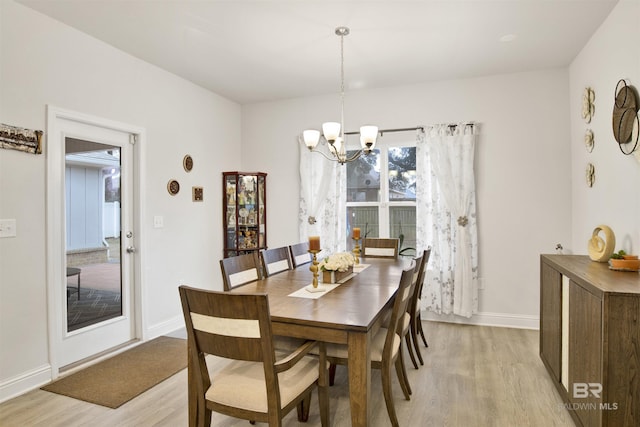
[
  {"left": 352, "top": 238, "right": 361, "bottom": 265},
  {"left": 306, "top": 249, "right": 326, "bottom": 292}
]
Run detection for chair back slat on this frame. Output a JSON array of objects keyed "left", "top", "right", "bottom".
[
  {"left": 260, "top": 247, "right": 293, "bottom": 276},
  {"left": 363, "top": 238, "right": 399, "bottom": 259},
  {"left": 289, "top": 242, "right": 312, "bottom": 267},
  {"left": 220, "top": 252, "right": 262, "bottom": 290}
]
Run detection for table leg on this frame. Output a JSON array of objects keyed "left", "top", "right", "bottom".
[
  {"left": 348, "top": 330, "right": 372, "bottom": 426},
  {"left": 77, "top": 272, "right": 81, "bottom": 300}
]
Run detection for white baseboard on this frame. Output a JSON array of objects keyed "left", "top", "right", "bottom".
[
  {"left": 144, "top": 315, "right": 184, "bottom": 340},
  {"left": 0, "top": 364, "right": 51, "bottom": 404},
  {"left": 423, "top": 310, "right": 539, "bottom": 330}
]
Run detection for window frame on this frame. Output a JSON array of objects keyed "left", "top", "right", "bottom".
[{"left": 345, "top": 138, "right": 416, "bottom": 240}]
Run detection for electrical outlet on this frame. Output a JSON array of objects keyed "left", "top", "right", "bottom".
[
  {"left": 478, "top": 278, "right": 486, "bottom": 290},
  {"left": 0, "top": 219, "right": 17, "bottom": 238}
]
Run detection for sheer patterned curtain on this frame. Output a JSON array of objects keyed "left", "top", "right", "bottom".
[
  {"left": 298, "top": 146, "right": 347, "bottom": 255},
  {"left": 416, "top": 124, "right": 478, "bottom": 318}
]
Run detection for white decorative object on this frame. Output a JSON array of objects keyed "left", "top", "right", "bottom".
[
  {"left": 585, "top": 163, "right": 595, "bottom": 187},
  {"left": 587, "top": 225, "right": 615, "bottom": 262},
  {"left": 582, "top": 86, "right": 595, "bottom": 123},
  {"left": 584, "top": 129, "right": 594, "bottom": 152}
]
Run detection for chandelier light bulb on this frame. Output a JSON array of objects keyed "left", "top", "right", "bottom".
[
  {"left": 303, "top": 130, "right": 321, "bottom": 149},
  {"left": 322, "top": 122, "right": 341, "bottom": 143}
]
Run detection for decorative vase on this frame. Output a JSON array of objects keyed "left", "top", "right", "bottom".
[{"left": 322, "top": 266, "right": 354, "bottom": 284}]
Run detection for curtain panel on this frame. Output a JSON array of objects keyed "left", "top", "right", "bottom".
[
  {"left": 298, "top": 145, "right": 347, "bottom": 255},
  {"left": 416, "top": 125, "right": 479, "bottom": 318}
]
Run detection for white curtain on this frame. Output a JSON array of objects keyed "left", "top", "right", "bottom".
[
  {"left": 298, "top": 145, "right": 347, "bottom": 255},
  {"left": 416, "top": 124, "right": 478, "bottom": 318}
]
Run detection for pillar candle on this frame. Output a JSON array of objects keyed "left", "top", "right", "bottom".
[
  {"left": 309, "top": 235, "right": 321, "bottom": 251},
  {"left": 353, "top": 227, "right": 360, "bottom": 239}
]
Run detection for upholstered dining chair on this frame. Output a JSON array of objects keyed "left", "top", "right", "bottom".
[
  {"left": 289, "top": 242, "right": 312, "bottom": 268},
  {"left": 325, "top": 264, "right": 416, "bottom": 427},
  {"left": 408, "top": 248, "right": 432, "bottom": 365},
  {"left": 219, "top": 252, "right": 261, "bottom": 291},
  {"left": 179, "top": 286, "right": 330, "bottom": 427},
  {"left": 260, "top": 246, "right": 293, "bottom": 277},
  {"left": 362, "top": 238, "right": 400, "bottom": 259}
]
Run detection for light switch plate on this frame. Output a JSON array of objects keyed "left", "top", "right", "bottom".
[
  {"left": 0, "top": 219, "right": 17, "bottom": 238},
  {"left": 153, "top": 215, "right": 164, "bottom": 228}
]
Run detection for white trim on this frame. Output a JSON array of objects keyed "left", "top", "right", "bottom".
[
  {"left": 0, "top": 364, "right": 51, "bottom": 404},
  {"left": 145, "top": 315, "right": 185, "bottom": 340},
  {"left": 423, "top": 310, "right": 539, "bottom": 330}
]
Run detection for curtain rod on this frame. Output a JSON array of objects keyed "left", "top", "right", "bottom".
[{"left": 344, "top": 122, "right": 475, "bottom": 136}]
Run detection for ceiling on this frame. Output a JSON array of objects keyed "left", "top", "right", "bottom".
[{"left": 18, "top": 0, "right": 618, "bottom": 105}]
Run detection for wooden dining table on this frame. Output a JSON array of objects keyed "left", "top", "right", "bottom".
[{"left": 188, "top": 256, "right": 410, "bottom": 427}]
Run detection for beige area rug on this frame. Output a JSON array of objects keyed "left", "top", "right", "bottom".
[{"left": 41, "top": 336, "right": 187, "bottom": 408}]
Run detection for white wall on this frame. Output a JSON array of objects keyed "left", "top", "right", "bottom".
[
  {"left": 242, "top": 68, "right": 573, "bottom": 328},
  {"left": 569, "top": 0, "right": 640, "bottom": 254},
  {"left": 0, "top": 0, "right": 239, "bottom": 401}
]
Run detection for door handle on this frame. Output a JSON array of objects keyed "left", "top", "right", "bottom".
[{"left": 126, "top": 246, "right": 136, "bottom": 254}]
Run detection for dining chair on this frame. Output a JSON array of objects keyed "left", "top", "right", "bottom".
[
  {"left": 219, "top": 252, "right": 262, "bottom": 291},
  {"left": 325, "top": 264, "right": 416, "bottom": 427},
  {"left": 409, "top": 248, "right": 432, "bottom": 365},
  {"left": 289, "top": 242, "right": 312, "bottom": 268},
  {"left": 362, "top": 238, "right": 400, "bottom": 259},
  {"left": 260, "top": 246, "right": 293, "bottom": 277},
  {"left": 400, "top": 251, "right": 424, "bottom": 370},
  {"left": 179, "top": 286, "right": 329, "bottom": 427}
]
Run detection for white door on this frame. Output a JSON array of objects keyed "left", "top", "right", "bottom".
[{"left": 46, "top": 106, "right": 144, "bottom": 371}]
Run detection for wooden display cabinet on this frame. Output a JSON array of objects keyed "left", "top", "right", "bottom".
[
  {"left": 539, "top": 254, "right": 640, "bottom": 427},
  {"left": 223, "top": 172, "right": 267, "bottom": 258}
]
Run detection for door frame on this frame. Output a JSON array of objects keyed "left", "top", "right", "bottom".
[{"left": 45, "top": 105, "right": 146, "bottom": 378}]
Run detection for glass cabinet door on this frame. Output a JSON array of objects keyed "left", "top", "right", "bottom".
[{"left": 223, "top": 172, "right": 267, "bottom": 257}]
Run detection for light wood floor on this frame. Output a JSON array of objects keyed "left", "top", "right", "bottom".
[{"left": 0, "top": 322, "right": 575, "bottom": 427}]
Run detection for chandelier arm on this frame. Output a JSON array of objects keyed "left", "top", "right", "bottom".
[
  {"left": 310, "top": 148, "right": 341, "bottom": 162},
  {"left": 345, "top": 150, "right": 363, "bottom": 163}
]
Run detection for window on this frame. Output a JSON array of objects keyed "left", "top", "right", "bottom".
[{"left": 346, "top": 145, "right": 416, "bottom": 256}]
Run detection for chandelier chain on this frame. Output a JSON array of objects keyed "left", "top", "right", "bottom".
[{"left": 340, "top": 30, "right": 345, "bottom": 146}]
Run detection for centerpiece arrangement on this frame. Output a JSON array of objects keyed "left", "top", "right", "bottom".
[{"left": 319, "top": 252, "right": 356, "bottom": 284}]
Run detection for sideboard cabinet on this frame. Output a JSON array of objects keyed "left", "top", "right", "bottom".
[
  {"left": 539, "top": 254, "right": 640, "bottom": 427},
  {"left": 223, "top": 172, "right": 267, "bottom": 258}
]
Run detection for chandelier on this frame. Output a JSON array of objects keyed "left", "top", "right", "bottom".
[{"left": 301, "top": 27, "right": 378, "bottom": 164}]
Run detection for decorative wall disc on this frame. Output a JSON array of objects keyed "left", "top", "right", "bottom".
[
  {"left": 183, "top": 154, "right": 193, "bottom": 172},
  {"left": 582, "top": 86, "right": 595, "bottom": 123},
  {"left": 585, "top": 163, "right": 595, "bottom": 187},
  {"left": 612, "top": 79, "right": 639, "bottom": 155},
  {"left": 584, "top": 129, "right": 594, "bottom": 152},
  {"left": 167, "top": 179, "right": 180, "bottom": 195}
]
